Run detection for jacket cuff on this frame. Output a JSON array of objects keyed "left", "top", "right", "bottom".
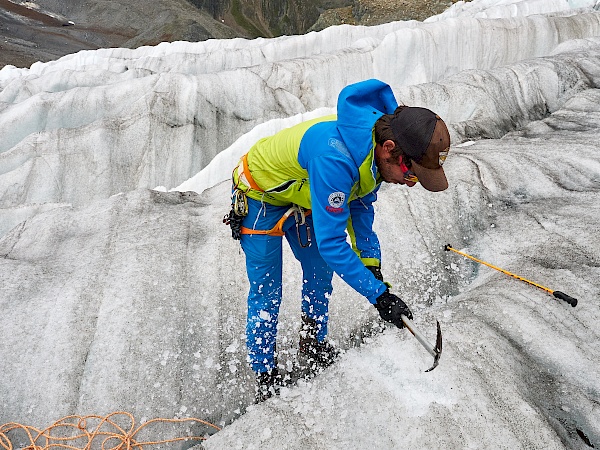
[
  {"left": 367, "top": 281, "right": 388, "bottom": 304},
  {"left": 361, "top": 257, "right": 380, "bottom": 267}
]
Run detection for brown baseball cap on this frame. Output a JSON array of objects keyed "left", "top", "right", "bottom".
[{"left": 390, "top": 107, "right": 451, "bottom": 192}]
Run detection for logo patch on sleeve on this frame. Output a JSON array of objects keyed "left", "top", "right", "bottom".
[{"left": 326, "top": 191, "right": 345, "bottom": 213}]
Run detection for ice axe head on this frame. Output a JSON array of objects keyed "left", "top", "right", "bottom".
[
  {"left": 425, "top": 321, "right": 443, "bottom": 372},
  {"left": 401, "top": 315, "right": 443, "bottom": 372}
]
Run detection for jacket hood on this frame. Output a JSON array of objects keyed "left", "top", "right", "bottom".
[{"left": 336, "top": 79, "right": 398, "bottom": 166}]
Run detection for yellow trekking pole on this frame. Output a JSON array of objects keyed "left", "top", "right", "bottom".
[{"left": 444, "top": 244, "right": 578, "bottom": 307}]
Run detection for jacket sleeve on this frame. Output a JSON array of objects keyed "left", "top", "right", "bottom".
[
  {"left": 306, "top": 155, "right": 387, "bottom": 304},
  {"left": 348, "top": 188, "right": 381, "bottom": 268}
]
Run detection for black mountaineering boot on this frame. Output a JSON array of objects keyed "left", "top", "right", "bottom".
[
  {"left": 298, "top": 315, "right": 339, "bottom": 373},
  {"left": 255, "top": 368, "right": 281, "bottom": 404}
]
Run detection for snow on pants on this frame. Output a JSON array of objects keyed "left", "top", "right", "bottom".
[{"left": 241, "top": 197, "right": 334, "bottom": 374}]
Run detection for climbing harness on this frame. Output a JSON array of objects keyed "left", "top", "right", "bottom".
[
  {"left": 224, "top": 153, "right": 312, "bottom": 246},
  {"left": 240, "top": 204, "right": 312, "bottom": 247}
]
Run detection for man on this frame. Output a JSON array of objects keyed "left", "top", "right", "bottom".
[{"left": 227, "top": 78, "right": 451, "bottom": 403}]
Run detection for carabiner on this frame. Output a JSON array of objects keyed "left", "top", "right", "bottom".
[
  {"left": 296, "top": 222, "right": 311, "bottom": 248},
  {"left": 232, "top": 189, "right": 248, "bottom": 216},
  {"left": 294, "top": 207, "right": 311, "bottom": 248}
]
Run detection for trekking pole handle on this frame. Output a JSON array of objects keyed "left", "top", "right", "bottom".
[{"left": 553, "top": 291, "right": 578, "bottom": 307}]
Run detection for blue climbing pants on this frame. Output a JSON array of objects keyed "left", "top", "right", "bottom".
[{"left": 240, "top": 198, "right": 333, "bottom": 373}]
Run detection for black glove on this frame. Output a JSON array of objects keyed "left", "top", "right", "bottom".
[
  {"left": 366, "top": 265, "right": 383, "bottom": 282},
  {"left": 374, "top": 289, "right": 413, "bottom": 329}
]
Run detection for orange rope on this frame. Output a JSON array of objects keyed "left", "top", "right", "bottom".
[{"left": 0, "top": 412, "right": 220, "bottom": 450}]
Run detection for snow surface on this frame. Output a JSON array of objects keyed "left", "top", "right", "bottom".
[{"left": 1, "top": 0, "right": 600, "bottom": 449}]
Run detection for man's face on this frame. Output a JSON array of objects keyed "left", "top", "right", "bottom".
[{"left": 374, "top": 140, "right": 417, "bottom": 187}]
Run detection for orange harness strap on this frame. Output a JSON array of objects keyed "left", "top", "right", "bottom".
[
  {"left": 241, "top": 153, "right": 263, "bottom": 192},
  {"left": 241, "top": 207, "right": 312, "bottom": 237}
]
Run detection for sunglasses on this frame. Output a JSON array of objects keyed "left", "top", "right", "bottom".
[{"left": 400, "top": 157, "right": 419, "bottom": 183}]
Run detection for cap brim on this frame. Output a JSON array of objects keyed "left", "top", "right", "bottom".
[{"left": 411, "top": 160, "right": 448, "bottom": 192}]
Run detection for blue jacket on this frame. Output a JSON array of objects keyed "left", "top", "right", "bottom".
[{"left": 236, "top": 79, "right": 398, "bottom": 302}]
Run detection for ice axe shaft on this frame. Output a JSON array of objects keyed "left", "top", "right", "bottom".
[
  {"left": 401, "top": 315, "right": 443, "bottom": 372},
  {"left": 444, "top": 244, "right": 577, "bottom": 307}
]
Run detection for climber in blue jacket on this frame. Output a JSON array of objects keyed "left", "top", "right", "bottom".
[{"left": 227, "top": 78, "right": 451, "bottom": 402}]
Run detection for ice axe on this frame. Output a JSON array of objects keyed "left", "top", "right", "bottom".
[
  {"left": 401, "top": 315, "right": 443, "bottom": 372},
  {"left": 444, "top": 244, "right": 578, "bottom": 307}
]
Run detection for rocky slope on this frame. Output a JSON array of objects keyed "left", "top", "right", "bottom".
[
  {"left": 311, "top": 0, "right": 456, "bottom": 30},
  {"left": 0, "top": 0, "right": 458, "bottom": 69},
  {"left": 0, "top": 0, "right": 238, "bottom": 68}
]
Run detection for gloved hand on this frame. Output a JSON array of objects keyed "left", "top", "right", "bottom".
[
  {"left": 366, "top": 265, "right": 383, "bottom": 281},
  {"left": 374, "top": 289, "right": 413, "bottom": 329}
]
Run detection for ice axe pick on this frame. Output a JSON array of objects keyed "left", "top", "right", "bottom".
[{"left": 401, "top": 315, "right": 443, "bottom": 372}]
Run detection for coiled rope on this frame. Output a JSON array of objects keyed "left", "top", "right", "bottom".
[{"left": 0, "top": 411, "right": 220, "bottom": 450}]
